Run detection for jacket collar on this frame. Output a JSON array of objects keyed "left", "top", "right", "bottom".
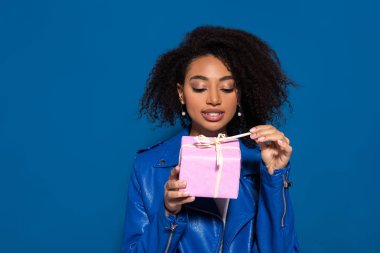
[{"left": 152, "top": 128, "right": 189, "bottom": 168}]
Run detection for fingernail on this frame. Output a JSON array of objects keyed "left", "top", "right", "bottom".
[
  {"left": 258, "top": 136, "right": 265, "bottom": 142},
  {"left": 250, "top": 127, "right": 257, "bottom": 132},
  {"left": 251, "top": 133, "right": 257, "bottom": 137},
  {"left": 278, "top": 139, "right": 283, "bottom": 145},
  {"left": 178, "top": 181, "right": 186, "bottom": 186}
]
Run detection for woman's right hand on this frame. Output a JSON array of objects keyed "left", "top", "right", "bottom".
[{"left": 164, "top": 166, "right": 195, "bottom": 216}]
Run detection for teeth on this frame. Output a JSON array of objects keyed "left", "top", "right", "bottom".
[{"left": 206, "top": 112, "right": 221, "bottom": 116}]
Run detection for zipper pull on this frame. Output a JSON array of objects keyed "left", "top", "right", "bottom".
[
  {"left": 166, "top": 214, "right": 178, "bottom": 231},
  {"left": 283, "top": 171, "right": 293, "bottom": 189},
  {"left": 170, "top": 223, "right": 178, "bottom": 232},
  {"left": 283, "top": 180, "right": 293, "bottom": 189}
]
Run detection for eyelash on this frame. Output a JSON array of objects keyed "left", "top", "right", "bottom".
[
  {"left": 192, "top": 88, "right": 234, "bottom": 93},
  {"left": 192, "top": 88, "right": 207, "bottom": 93},
  {"left": 221, "top": 88, "right": 234, "bottom": 93}
]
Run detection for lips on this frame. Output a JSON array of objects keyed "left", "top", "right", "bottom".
[{"left": 201, "top": 109, "right": 225, "bottom": 122}]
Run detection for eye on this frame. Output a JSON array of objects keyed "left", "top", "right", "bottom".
[
  {"left": 221, "top": 88, "right": 234, "bottom": 93},
  {"left": 192, "top": 88, "right": 207, "bottom": 93}
]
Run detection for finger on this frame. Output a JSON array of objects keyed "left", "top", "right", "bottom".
[
  {"left": 169, "top": 196, "right": 196, "bottom": 206},
  {"left": 165, "top": 196, "right": 195, "bottom": 214},
  {"left": 166, "top": 179, "right": 187, "bottom": 190},
  {"left": 277, "top": 139, "right": 293, "bottom": 155},
  {"left": 249, "top": 125, "right": 274, "bottom": 134},
  {"left": 250, "top": 128, "right": 284, "bottom": 141},
  {"left": 167, "top": 189, "right": 191, "bottom": 199},
  {"left": 177, "top": 196, "right": 196, "bottom": 205},
  {"left": 250, "top": 128, "right": 283, "bottom": 141},
  {"left": 254, "top": 133, "right": 285, "bottom": 143},
  {"left": 254, "top": 132, "right": 291, "bottom": 147},
  {"left": 258, "top": 142, "right": 268, "bottom": 151},
  {"left": 169, "top": 166, "right": 180, "bottom": 180}
]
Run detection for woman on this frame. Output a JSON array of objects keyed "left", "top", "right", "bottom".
[{"left": 122, "top": 26, "right": 299, "bottom": 252}]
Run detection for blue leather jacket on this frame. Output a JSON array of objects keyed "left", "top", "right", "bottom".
[{"left": 122, "top": 129, "right": 299, "bottom": 252}]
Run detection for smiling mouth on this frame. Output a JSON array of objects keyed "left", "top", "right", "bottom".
[{"left": 201, "top": 111, "right": 225, "bottom": 122}]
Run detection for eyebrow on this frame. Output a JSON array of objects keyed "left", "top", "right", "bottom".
[{"left": 189, "top": 75, "right": 234, "bottom": 81}]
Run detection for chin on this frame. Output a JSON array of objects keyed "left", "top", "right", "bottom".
[
  {"left": 190, "top": 116, "right": 233, "bottom": 136},
  {"left": 200, "top": 123, "right": 228, "bottom": 136}
]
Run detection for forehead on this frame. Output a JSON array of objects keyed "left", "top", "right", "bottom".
[{"left": 185, "top": 55, "right": 231, "bottom": 77}]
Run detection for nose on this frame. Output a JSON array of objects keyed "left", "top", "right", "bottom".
[{"left": 206, "top": 86, "right": 221, "bottom": 106}]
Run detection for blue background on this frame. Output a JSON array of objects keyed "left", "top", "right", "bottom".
[{"left": 1, "top": 0, "right": 379, "bottom": 252}]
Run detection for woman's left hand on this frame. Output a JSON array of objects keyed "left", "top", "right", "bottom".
[{"left": 250, "top": 125, "right": 293, "bottom": 175}]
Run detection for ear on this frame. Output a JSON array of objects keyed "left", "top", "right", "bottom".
[{"left": 177, "top": 83, "right": 185, "bottom": 104}]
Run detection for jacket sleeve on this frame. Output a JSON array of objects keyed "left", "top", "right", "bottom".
[
  {"left": 121, "top": 163, "right": 188, "bottom": 253},
  {"left": 253, "top": 161, "right": 300, "bottom": 253}
]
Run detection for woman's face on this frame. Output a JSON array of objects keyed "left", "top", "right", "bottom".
[{"left": 177, "top": 55, "right": 238, "bottom": 137}]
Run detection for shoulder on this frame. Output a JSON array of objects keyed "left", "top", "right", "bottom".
[
  {"left": 136, "top": 140, "right": 166, "bottom": 156},
  {"left": 133, "top": 128, "right": 188, "bottom": 169},
  {"left": 133, "top": 140, "right": 167, "bottom": 167}
]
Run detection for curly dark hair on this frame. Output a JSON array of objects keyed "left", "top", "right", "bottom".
[{"left": 140, "top": 26, "right": 295, "bottom": 146}]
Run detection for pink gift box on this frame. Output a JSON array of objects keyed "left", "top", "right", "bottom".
[{"left": 179, "top": 136, "right": 241, "bottom": 199}]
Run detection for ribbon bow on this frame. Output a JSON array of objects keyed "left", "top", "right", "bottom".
[{"left": 194, "top": 133, "right": 227, "bottom": 168}]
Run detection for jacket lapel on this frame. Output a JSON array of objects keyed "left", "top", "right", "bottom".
[{"left": 223, "top": 142, "right": 261, "bottom": 248}]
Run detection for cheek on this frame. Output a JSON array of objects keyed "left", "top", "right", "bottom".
[
  {"left": 225, "top": 95, "right": 238, "bottom": 109},
  {"left": 184, "top": 92, "right": 202, "bottom": 107},
  {"left": 183, "top": 94, "right": 200, "bottom": 113}
]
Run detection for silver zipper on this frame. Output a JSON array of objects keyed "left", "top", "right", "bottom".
[
  {"left": 187, "top": 206, "right": 225, "bottom": 253},
  {"left": 164, "top": 222, "right": 178, "bottom": 253},
  {"left": 219, "top": 227, "right": 225, "bottom": 253},
  {"left": 281, "top": 172, "right": 288, "bottom": 228}
]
